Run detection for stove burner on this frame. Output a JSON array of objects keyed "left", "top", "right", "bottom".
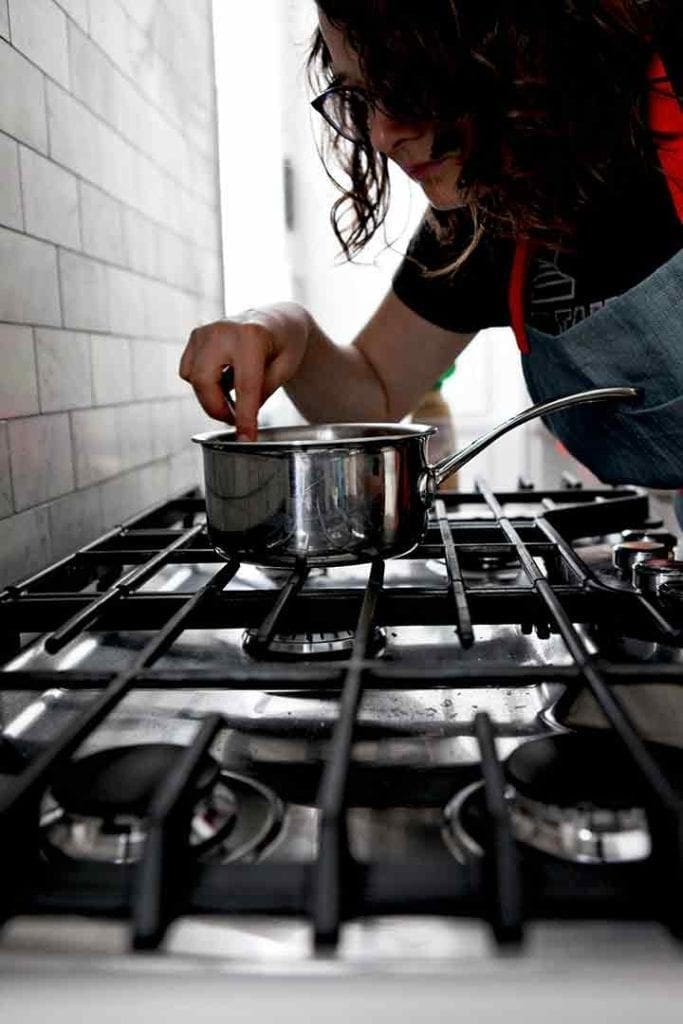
[
  {"left": 50, "top": 744, "right": 219, "bottom": 818},
  {"left": 444, "top": 734, "right": 683, "bottom": 865},
  {"left": 425, "top": 549, "right": 520, "bottom": 582},
  {"left": 242, "top": 627, "right": 386, "bottom": 660},
  {"left": 42, "top": 744, "right": 284, "bottom": 865}
]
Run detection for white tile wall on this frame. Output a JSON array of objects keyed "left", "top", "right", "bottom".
[
  {"left": 87, "top": 1, "right": 134, "bottom": 84},
  {"left": 169, "top": 446, "right": 202, "bottom": 496},
  {"left": 0, "top": 504, "right": 52, "bottom": 582},
  {"left": 0, "top": 37, "right": 48, "bottom": 151},
  {"left": 123, "top": 207, "right": 159, "bottom": 278},
  {"left": 107, "top": 263, "right": 147, "bottom": 335},
  {"left": 8, "top": 411, "right": 74, "bottom": 510},
  {"left": 20, "top": 144, "right": 81, "bottom": 248},
  {"left": 71, "top": 404, "right": 121, "bottom": 487},
  {"left": 0, "top": 228, "right": 62, "bottom": 324},
  {"left": 79, "top": 180, "right": 126, "bottom": 264},
  {"left": 90, "top": 333, "right": 132, "bottom": 405},
  {"left": 8, "top": 0, "right": 70, "bottom": 89},
  {"left": 100, "top": 467, "right": 140, "bottom": 530},
  {"left": 67, "top": 21, "right": 117, "bottom": 127},
  {"left": 130, "top": 338, "right": 168, "bottom": 401},
  {"left": 0, "top": 324, "right": 39, "bottom": 418},
  {"left": 0, "top": 421, "right": 12, "bottom": 517},
  {"left": 0, "top": 0, "right": 222, "bottom": 587},
  {"left": 54, "top": 0, "right": 88, "bottom": 33},
  {"left": 136, "top": 459, "right": 170, "bottom": 511},
  {"left": 58, "top": 247, "right": 109, "bottom": 330},
  {"left": 48, "top": 483, "right": 103, "bottom": 560},
  {"left": 116, "top": 401, "right": 152, "bottom": 470},
  {"left": 116, "top": 0, "right": 157, "bottom": 31},
  {"left": 0, "top": 1, "right": 9, "bottom": 41},
  {"left": 35, "top": 327, "right": 92, "bottom": 411},
  {"left": 0, "top": 132, "right": 23, "bottom": 229}
]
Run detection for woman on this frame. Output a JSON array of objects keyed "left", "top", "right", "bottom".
[{"left": 180, "top": 1, "right": 683, "bottom": 497}]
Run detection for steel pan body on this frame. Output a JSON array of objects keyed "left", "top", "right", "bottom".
[{"left": 194, "top": 424, "right": 434, "bottom": 567}]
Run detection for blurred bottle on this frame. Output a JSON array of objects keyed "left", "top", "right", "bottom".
[{"left": 410, "top": 365, "right": 459, "bottom": 490}]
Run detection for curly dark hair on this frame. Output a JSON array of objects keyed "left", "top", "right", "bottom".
[{"left": 310, "top": 0, "right": 666, "bottom": 268}]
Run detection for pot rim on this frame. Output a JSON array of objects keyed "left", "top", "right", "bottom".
[{"left": 192, "top": 422, "right": 437, "bottom": 452}]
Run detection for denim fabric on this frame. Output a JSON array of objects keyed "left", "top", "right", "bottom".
[
  {"left": 676, "top": 491, "right": 683, "bottom": 528},
  {"left": 521, "top": 248, "right": 683, "bottom": 490}
]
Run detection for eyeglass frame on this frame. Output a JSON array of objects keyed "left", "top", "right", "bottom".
[
  {"left": 311, "top": 84, "right": 453, "bottom": 144},
  {"left": 310, "top": 83, "right": 385, "bottom": 142}
]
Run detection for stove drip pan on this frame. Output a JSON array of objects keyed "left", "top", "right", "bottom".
[
  {"left": 41, "top": 744, "right": 284, "bottom": 865},
  {"left": 242, "top": 626, "right": 386, "bottom": 660},
  {"left": 444, "top": 734, "right": 683, "bottom": 865}
]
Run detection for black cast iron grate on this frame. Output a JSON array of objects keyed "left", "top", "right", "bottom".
[{"left": 0, "top": 479, "right": 682, "bottom": 952}]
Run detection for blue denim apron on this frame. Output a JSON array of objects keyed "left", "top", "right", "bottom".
[
  {"left": 520, "top": 247, "right": 683, "bottom": 491},
  {"left": 516, "top": 54, "right": 683, "bottom": 523}
]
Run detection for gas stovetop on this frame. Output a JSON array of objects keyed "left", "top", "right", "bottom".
[{"left": 1, "top": 477, "right": 683, "bottom": 975}]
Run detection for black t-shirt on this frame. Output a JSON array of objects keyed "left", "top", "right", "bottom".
[{"left": 392, "top": 164, "right": 683, "bottom": 337}]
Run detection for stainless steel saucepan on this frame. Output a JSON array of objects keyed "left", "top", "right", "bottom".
[{"left": 193, "top": 386, "right": 639, "bottom": 567}]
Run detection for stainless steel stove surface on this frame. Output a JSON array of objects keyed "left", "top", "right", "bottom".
[{"left": 1, "top": 478, "right": 683, "bottom": 1007}]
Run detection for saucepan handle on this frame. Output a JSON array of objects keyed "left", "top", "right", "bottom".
[{"left": 424, "top": 386, "right": 642, "bottom": 496}]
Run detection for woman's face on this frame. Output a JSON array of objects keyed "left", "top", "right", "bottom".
[{"left": 318, "top": 13, "right": 467, "bottom": 210}]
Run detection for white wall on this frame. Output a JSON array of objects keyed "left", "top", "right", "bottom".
[
  {"left": 0, "top": 0, "right": 223, "bottom": 587},
  {"left": 213, "top": 0, "right": 292, "bottom": 312}
]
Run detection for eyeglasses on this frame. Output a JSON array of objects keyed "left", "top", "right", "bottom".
[{"left": 311, "top": 85, "right": 381, "bottom": 143}]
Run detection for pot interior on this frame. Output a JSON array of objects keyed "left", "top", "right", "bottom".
[{"left": 193, "top": 422, "right": 434, "bottom": 450}]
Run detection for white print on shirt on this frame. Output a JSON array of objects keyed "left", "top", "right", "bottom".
[
  {"left": 528, "top": 254, "right": 576, "bottom": 306},
  {"left": 554, "top": 297, "right": 616, "bottom": 333},
  {"left": 528, "top": 251, "right": 618, "bottom": 333}
]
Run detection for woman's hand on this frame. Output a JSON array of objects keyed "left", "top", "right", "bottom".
[{"left": 179, "top": 303, "right": 310, "bottom": 440}]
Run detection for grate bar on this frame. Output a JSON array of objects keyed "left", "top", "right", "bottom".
[
  {"left": 475, "top": 712, "right": 523, "bottom": 945},
  {"left": 8, "top": 587, "right": 669, "bottom": 637},
  {"left": 248, "top": 560, "right": 309, "bottom": 655},
  {"left": 132, "top": 713, "right": 224, "bottom": 950},
  {"left": 476, "top": 478, "right": 683, "bottom": 816},
  {"left": 433, "top": 499, "right": 474, "bottom": 648},
  {"left": 536, "top": 515, "right": 682, "bottom": 642},
  {"left": 43, "top": 523, "right": 206, "bottom": 654},
  {"left": 312, "top": 559, "right": 384, "bottom": 949},
  {"left": 0, "top": 561, "right": 238, "bottom": 831},
  {"left": 0, "top": 491, "right": 203, "bottom": 599}
]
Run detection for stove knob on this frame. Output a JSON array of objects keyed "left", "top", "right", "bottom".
[
  {"left": 612, "top": 538, "right": 675, "bottom": 578},
  {"left": 659, "top": 580, "right": 683, "bottom": 619},
  {"left": 633, "top": 559, "right": 683, "bottom": 599},
  {"left": 622, "top": 532, "right": 675, "bottom": 548}
]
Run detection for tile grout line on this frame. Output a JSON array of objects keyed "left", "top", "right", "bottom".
[
  {"left": 2, "top": 18, "right": 218, "bottom": 187},
  {"left": 0, "top": 220, "right": 222, "bottom": 305},
  {"left": 0, "top": 124, "right": 221, "bottom": 257}
]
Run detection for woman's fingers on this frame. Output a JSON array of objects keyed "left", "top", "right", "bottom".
[
  {"left": 179, "top": 320, "right": 271, "bottom": 434},
  {"left": 232, "top": 325, "right": 270, "bottom": 440}
]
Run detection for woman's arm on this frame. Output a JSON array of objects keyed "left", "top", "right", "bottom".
[{"left": 179, "top": 291, "right": 475, "bottom": 437}]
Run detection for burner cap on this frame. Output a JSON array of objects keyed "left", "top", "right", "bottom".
[
  {"left": 51, "top": 744, "right": 220, "bottom": 818},
  {"left": 505, "top": 734, "right": 683, "bottom": 809}
]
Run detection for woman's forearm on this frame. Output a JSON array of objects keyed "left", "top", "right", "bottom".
[{"left": 285, "top": 310, "right": 391, "bottom": 422}]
